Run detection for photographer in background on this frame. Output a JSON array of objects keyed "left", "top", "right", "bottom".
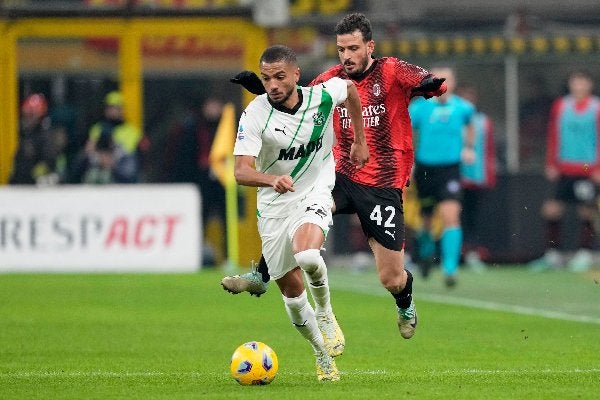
[{"left": 10, "top": 93, "right": 66, "bottom": 186}]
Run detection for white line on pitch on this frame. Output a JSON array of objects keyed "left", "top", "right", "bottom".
[
  {"left": 3, "top": 369, "right": 599, "bottom": 379},
  {"left": 332, "top": 281, "right": 600, "bottom": 325},
  {"left": 419, "top": 293, "right": 600, "bottom": 325},
  {"left": 342, "top": 368, "right": 600, "bottom": 376},
  {"left": 0, "top": 371, "right": 204, "bottom": 378}
]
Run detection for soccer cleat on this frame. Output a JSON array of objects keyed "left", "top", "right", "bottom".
[
  {"left": 465, "top": 250, "right": 487, "bottom": 273},
  {"left": 567, "top": 249, "right": 593, "bottom": 272},
  {"left": 444, "top": 275, "right": 457, "bottom": 288},
  {"left": 221, "top": 263, "right": 268, "bottom": 297},
  {"left": 397, "top": 299, "right": 417, "bottom": 339},
  {"left": 315, "top": 350, "right": 340, "bottom": 381},
  {"left": 316, "top": 312, "right": 345, "bottom": 357},
  {"left": 528, "top": 249, "right": 562, "bottom": 272}
]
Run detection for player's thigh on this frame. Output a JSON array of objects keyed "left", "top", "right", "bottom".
[
  {"left": 289, "top": 195, "right": 332, "bottom": 252},
  {"left": 414, "top": 164, "right": 439, "bottom": 215},
  {"left": 437, "top": 164, "right": 462, "bottom": 204},
  {"left": 257, "top": 217, "right": 297, "bottom": 281},
  {"left": 542, "top": 199, "right": 565, "bottom": 219},
  {"left": 353, "top": 185, "right": 405, "bottom": 252},
  {"left": 292, "top": 223, "right": 325, "bottom": 252}
]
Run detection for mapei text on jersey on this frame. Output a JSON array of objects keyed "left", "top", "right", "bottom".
[{"left": 277, "top": 136, "right": 324, "bottom": 161}]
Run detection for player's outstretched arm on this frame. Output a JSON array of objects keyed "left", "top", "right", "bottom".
[
  {"left": 411, "top": 75, "right": 447, "bottom": 99},
  {"left": 230, "top": 71, "right": 266, "bottom": 95}
]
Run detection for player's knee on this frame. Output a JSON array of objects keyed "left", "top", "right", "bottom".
[
  {"left": 379, "top": 270, "right": 406, "bottom": 293},
  {"left": 542, "top": 200, "right": 563, "bottom": 219},
  {"left": 294, "top": 249, "right": 322, "bottom": 274},
  {"left": 382, "top": 280, "right": 402, "bottom": 293}
]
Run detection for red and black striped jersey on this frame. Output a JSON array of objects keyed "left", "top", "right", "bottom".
[{"left": 310, "top": 57, "right": 430, "bottom": 189}]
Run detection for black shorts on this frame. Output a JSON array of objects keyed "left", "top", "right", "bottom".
[
  {"left": 332, "top": 172, "right": 405, "bottom": 251},
  {"left": 553, "top": 176, "right": 598, "bottom": 205},
  {"left": 414, "top": 162, "right": 462, "bottom": 215}
]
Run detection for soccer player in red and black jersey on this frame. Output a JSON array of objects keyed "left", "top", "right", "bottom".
[{"left": 222, "top": 13, "right": 446, "bottom": 341}]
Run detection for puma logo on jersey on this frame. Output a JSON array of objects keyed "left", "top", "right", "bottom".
[
  {"left": 385, "top": 230, "right": 396, "bottom": 240},
  {"left": 278, "top": 137, "right": 323, "bottom": 161},
  {"left": 306, "top": 204, "right": 327, "bottom": 218},
  {"left": 274, "top": 126, "right": 287, "bottom": 136}
]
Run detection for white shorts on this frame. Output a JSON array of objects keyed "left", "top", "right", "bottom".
[{"left": 257, "top": 195, "right": 333, "bottom": 281}]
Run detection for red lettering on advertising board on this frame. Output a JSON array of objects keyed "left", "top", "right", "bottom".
[
  {"left": 163, "top": 215, "right": 181, "bottom": 246},
  {"left": 134, "top": 216, "right": 157, "bottom": 248},
  {"left": 105, "top": 215, "right": 182, "bottom": 248},
  {"left": 105, "top": 216, "right": 128, "bottom": 247}
]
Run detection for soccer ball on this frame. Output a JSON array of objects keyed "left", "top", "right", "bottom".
[{"left": 230, "top": 341, "right": 278, "bottom": 385}]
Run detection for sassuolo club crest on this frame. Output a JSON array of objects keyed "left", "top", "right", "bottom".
[{"left": 312, "top": 112, "right": 325, "bottom": 126}]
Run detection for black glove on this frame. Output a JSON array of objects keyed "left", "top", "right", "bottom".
[
  {"left": 412, "top": 75, "right": 446, "bottom": 93},
  {"left": 230, "top": 70, "right": 266, "bottom": 95}
]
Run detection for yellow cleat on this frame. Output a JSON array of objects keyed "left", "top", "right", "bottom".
[
  {"left": 316, "top": 312, "right": 345, "bottom": 357},
  {"left": 315, "top": 350, "right": 340, "bottom": 381}
]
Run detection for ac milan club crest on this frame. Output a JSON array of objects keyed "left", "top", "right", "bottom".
[{"left": 372, "top": 83, "right": 381, "bottom": 97}]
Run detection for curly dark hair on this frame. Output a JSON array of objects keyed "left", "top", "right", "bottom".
[{"left": 334, "top": 13, "right": 372, "bottom": 42}]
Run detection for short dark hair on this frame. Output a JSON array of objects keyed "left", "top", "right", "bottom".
[
  {"left": 569, "top": 70, "right": 592, "bottom": 81},
  {"left": 334, "top": 13, "right": 372, "bottom": 42},
  {"left": 259, "top": 45, "right": 297, "bottom": 65}
]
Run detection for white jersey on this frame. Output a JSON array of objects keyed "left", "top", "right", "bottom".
[{"left": 234, "top": 77, "right": 348, "bottom": 218}]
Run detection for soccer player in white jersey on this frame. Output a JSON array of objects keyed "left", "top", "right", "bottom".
[{"left": 233, "top": 45, "right": 369, "bottom": 381}]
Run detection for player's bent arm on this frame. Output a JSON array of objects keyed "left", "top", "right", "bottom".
[
  {"left": 234, "top": 155, "right": 294, "bottom": 194},
  {"left": 344, "top": 80, "right": 370, "bottom": 167},
  {"left": 411, "top": 75, "right": 447, "bottom": 99}
]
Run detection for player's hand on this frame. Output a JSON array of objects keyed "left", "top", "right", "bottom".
[
  {"left": 591, "top": 169, "right": 600, "bottom": 185},
  {"left": 350, "top": 142, "right": 370, "bottom": 169},
  {"left": 461, "top": 147, "right": 475, "bottom": 164},
  {"left": 545, "top": 166, "right": 560, "bottom": 181},
  {"left": 271, "top": 175, "right": 295, "bottom": 194},
  {"left": 414, "top": 76, "right": 446, "bottom": 92},
  {"left": 412, "top": 76, "right": 446, "bottom": 98},
  {"left": 230, "top": 71, "right": 266, "bottom": 95}
]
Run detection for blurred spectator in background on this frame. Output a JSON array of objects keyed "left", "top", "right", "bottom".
[
  {"left": 163, "top": 96, "right": 226, "bottom": 265},
  {"left": 410, "top": 66, "right": 476, "bottom": 287},
  {"left": 519, "top": 76, "right": 554, "bottom": 171},
  {"left": 10, "top": 93, "right": 67, "bottom": 186},
  {"left": 504, "top": 7, "right": 542, "bottom": 37},
  {"left": 457, "top": 85, "right": 497, "bottom": 271},
  {"left": 72, "top": 91, "right": 142, "bottom": 183},
  {"left": 82, "top": 126, "right": 139, "bottom": 184},
  {"left": 163, "top": 96, "right": 226, "bottom": 223},
  {"left": 530, "top": 70, "right": 600, "bottom": 272}
]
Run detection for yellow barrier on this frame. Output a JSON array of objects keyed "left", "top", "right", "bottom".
[{"left": 0, "top": 16, "right": 267, "bottom": 268}]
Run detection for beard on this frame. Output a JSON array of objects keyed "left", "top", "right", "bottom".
[
  {"left": 269, "top": 86, "right": 295, "bottom": 105},
  {"left": 344, "top": 56, "right": 369, "bottom": 78}
]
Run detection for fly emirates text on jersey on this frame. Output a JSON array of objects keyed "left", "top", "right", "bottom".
[{"left": 336, "top": 103, "right": 386, "bottom": 129}]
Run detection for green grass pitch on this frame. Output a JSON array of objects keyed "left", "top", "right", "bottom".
[{"left": 1, "top": 266, "right": 599, "bottom": 399}]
